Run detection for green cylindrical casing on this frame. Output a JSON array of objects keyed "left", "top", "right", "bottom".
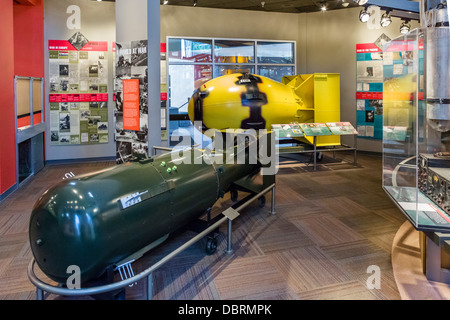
[{"left": 29, "top": 148, "right": 258, "bottom": 284}]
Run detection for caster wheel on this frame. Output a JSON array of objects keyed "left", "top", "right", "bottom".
[
  {"left": 258, "top": 196, "right": 266, "bottom": 208},
  {"left": 205, "top": 236, "right": 218, "bottom": 255}
]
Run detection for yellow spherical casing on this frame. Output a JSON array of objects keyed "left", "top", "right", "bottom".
[{"left": 188, "top": 73, "right": 312, "bottom": 131}]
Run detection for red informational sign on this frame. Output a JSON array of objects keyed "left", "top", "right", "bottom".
[
  {"left": 48, "top": 40, "right": 108, "bottom": 52},
  {"left": 356, "top": 43, "right": 382, "bottom": 53},
  {"left": 123, "top": 79, "right": 140, "bottom": 131}
]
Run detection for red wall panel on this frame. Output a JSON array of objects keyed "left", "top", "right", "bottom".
[
  {"left": 13, "top": 0, "right": 44, "bottom": 77},
  {"left": 0, "top": 0, "right": 44, "bottom": 196},
  {"left": 0, "top": 1, "right": 16, "bottom": 194}
]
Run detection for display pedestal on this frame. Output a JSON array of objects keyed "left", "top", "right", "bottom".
[
  {"left": 392, "top": 221, "right": 450, "bottom": 300},
  {"left": 422, "top": 232, "right": 450, "bottom": 284}
]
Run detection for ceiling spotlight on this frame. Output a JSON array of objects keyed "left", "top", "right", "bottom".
[
  {"left": 354, "top": 0, "right": 369, "bottom": 5},
  {"left": 359, "top": 9, "right": 370, "bottom": 23},
  {"left": 163, "top": 0, "right": 168, "bottom": 4},
  {"left": 380, "top": 11, "right": 392, "bottom": 27},
  {"left": 320, "top": 1, "right": 327, "bottom": 11},
  {"left": 342, "top": 1, "right": 349, "bottom": 7},
  {"left": 193, "top": 0, "right": 197, "bottom": 6},
  {"left": 400, "top": 20, "right": 411, "bottom": 34}
]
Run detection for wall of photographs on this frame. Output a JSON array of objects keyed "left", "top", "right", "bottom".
[
  {"left": 355, "top": 39, "right": 389, "bottom": 140},
  {"left": 48, "top": 36, "right": 109, "bottom": 145}
]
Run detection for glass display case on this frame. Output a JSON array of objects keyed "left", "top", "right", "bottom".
[{"left": 382, "top": 27, "right": 450, "bottom": 232}]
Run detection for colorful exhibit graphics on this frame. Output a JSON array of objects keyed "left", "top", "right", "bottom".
[
  {"left": 356, "top": 41, "right": 386, "bottom": 140},
  {"left": 48, "top": 38, "right": 109, "bottom": 145}
]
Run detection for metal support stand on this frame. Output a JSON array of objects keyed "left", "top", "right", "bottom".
[
  {"left": 227, "top": 219, "right": 233, "bottom": 254},
  {"left": 36, "top": 288, "right": 44, "bottom": 300},
  {"left": 147, "top": 273, "right": 153, "bottom": 301},
  {"left": 271, "top": 186, "right": 276, "bottom": 215},
  {"left": 313, "top": 136, "right": 317, "bottom": 171}
]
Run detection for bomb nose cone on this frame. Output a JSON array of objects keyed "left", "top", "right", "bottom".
[{"left": 29, "top": 180, "right": 105, "bottom": 283}]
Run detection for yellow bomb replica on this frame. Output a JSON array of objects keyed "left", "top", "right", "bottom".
[{"left": 188, "top": 73, "right": 341, "bottom": 147}]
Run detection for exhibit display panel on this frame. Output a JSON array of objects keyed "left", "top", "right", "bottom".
[{"left": 382, "top": 27, "right": 450, "bottom": 232}]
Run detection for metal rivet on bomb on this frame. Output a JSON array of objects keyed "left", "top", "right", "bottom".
[{"left": 161, "top": 161, "right": 166, "bottom": 167}]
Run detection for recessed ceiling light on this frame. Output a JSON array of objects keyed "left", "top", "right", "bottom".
[
  {"left": 359, "top": 9, "right": 370, "bottom": 22},
  {"left": 400, "top": 21, "right": 411, "bottom": 34},
  {"left": 380, "top": 12, "right": 392, "bottom": 27}
]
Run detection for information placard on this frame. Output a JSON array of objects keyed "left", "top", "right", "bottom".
[{"left": 122, "top": 79, "right": 140, "bottom": 131}]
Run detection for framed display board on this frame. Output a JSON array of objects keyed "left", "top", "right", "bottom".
[{"left": 48, "top": 37, "right": 109, "bottom": 145}]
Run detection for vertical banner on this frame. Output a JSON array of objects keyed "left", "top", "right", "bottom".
[
  {"left": 355, "top": 42, "right": 384, "bottom": 140},
  {"left": 122, "top": 79, "right": 140, "bottom": 131},
  {"left": 114, "top": 40, "right": 149, "bottom": 164}
]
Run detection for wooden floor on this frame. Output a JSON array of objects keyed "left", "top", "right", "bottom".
[{"left": 0, "top": 151, "right": 407, "bottom": 300}]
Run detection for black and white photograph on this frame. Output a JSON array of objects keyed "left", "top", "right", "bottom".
[
  {"left": 90, "top": 133, "right": 99, "bottom": 142},
  {"left": 131, "top": 40, "right": 148, "bottom": 66},
  {"left": 88, "top": 116, "right": 101, "bottom": 127},
  {"left": 69, "top": 84, "right": 79, "bottom": 93},
  {"left": 89, "top": 64, "right": 99, "bottom": 77},
  {"left": 49, "top": 82, "right": 58, "bottom": 92},
  {"left": 374, "top": 33, "right": 391, "bottom": 51},
  {"left": 80, "top": 110, "right": 91, "bottom": 120},
  {"left": 59, "top": 113, "right": 71, "bottom": 132},
  {"left": 50, "top": 131, "right": 59, "bottom": 142},
  {"left": 68, "top": 31, "right": 89, "bottom": 51},
  {"left": 365, "top": 110, "right": 375, "bottom": 123},
  {"left": 97, "top": 122, "right": 108, "bottom": 133},
  {"left": 60, "top": 80, "right": 69, "bottom": 92},
  {"left": 369, "top": 100, "right": 383, "bottom": 115},
  {"left": 59, "top": 64, "right": 69, "bottom": 76},
  {"left": 59, "top": 135, "right": 70, "bottom": 143}
]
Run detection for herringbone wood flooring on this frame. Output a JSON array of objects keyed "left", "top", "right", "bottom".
[{"left": 0, "top": 152, "right": 406, "bottom": 300}]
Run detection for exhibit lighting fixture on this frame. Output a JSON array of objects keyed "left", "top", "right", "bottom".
[
  {"left": 342, "top": 1, "right": 349, "bottom": 8},
  {"left": 400, "top": 20, "right": 411, "bottom": 34},
  {"left": 359, "top": 9, "right": 370, "bottom": 23},
  {"left": 319, "top": 1, "right": 327, "bottom": 11},
  {"left": 353, "top": 0, "right": 368, "bottom": 5},
  {"left": 380, "top": 11, "right": 392, "bottom": 27},
  {"left": 194, "top": 0, "right": 197, "bottom": 6},
  {"left": 163, "top": 0, "right": 168, "bottom": 4}
]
